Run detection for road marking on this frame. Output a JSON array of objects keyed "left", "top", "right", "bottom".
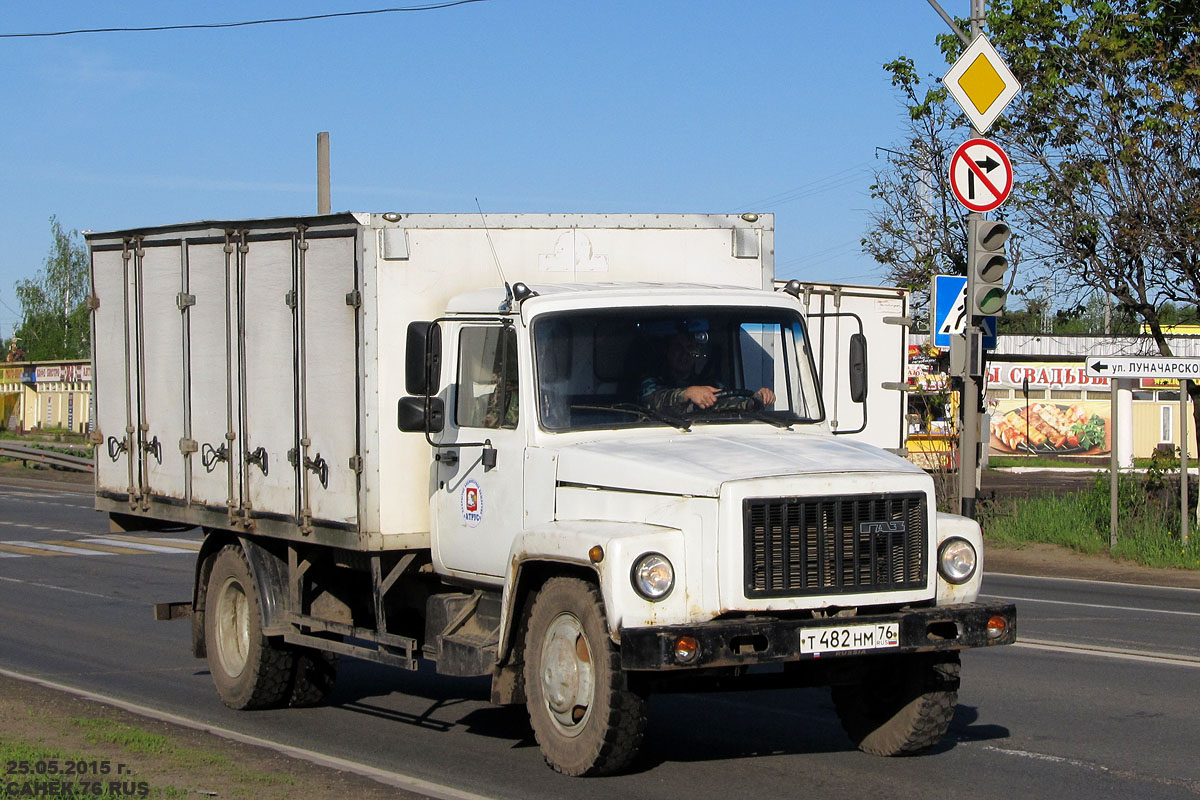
[
  {"left": 0, "top": 666, "right": 495, "bottom": 800},
  {"left": 1015, "top": 638, "right": 1200, "bottom": 669},
  {"left": 104, "top": 534, "right": 202, "bottom": 551},
  {"left": 987, "top": 571, "right": 1200, "bottom": 593},
  {"left": 81, "top": 537, "right": 198, "bottom": 555},
  {"left": 42, "top": 539, "right": 147, "bottom": 555},
  {"left": 3, "top": 540, "right": 117, "bottom": 556},
  {"left": 982, "top": 745, "right": 1108, "bottom": 773},
  {"left": 0, "top": 542, "right": 73, "bottom": 557},
  {"left": 982, "top": 593, "right": 1200, "bottom": 618},
  {"left": 0, "top": 576, "right": 112, "bottom": 599}
]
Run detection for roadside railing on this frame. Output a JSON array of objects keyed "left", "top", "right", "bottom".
[{"left": 0, "top": 442, "right": 94, "bottom": 473}]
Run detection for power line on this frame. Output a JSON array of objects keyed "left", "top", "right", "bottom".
[{"left": 0, "top": 1, "right": 488, "bottom": 39}]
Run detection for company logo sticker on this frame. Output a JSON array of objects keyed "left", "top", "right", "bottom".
[{"left": 461, "top": 479, "right": 483, "bottom": 527}]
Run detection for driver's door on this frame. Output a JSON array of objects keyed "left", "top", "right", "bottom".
[{"left": 433, "top": 321, "right": 525, "bottom": 579}]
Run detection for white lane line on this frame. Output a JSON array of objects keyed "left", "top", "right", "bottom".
[
  {"left": 4, "top": 540, "right": 117, "bottom": 556},
  {"left": 80, "top": 537, "right": 196, "bottom": 554},
  {"left": 982, "top": 593, "right": 1200, "bottom": 618},
  {"left": 0, "top": 666, "right": 495, "bottom": 800},
  {"left": 0, "top": 552, "right": 25, "bottom": 558},
  {"left": 987, "top": 571, "right": 1200, "bottom": 593},
  {"left": 982, "top": 744, "right": 1108, "bottom": 773},
  {"left": 1015, "top": 638, "right": 1200, "bottom": 669},
  {"left": 0, "top": 576, "right": 112, "bottom": 599}
]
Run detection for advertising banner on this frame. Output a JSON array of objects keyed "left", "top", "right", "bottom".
[{"left": 989, "top": 398, "right": 1110, "bottom": 456}]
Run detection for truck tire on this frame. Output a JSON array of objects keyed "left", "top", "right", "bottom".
[
  {"left": 287, "top": 649, "right": 338, "bottom": 707},
  {"left": 523, "top": 577, "right": 647, "bottom": 776},
  {"left": 831, "top": 652, "right": 960, "bottom": 756},
  {"left": 204, "top": 546, "right": 295, "bottom": 710}
]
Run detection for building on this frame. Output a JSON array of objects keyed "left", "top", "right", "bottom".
[{"left": 0, "top": 360, "right": 92, "bottom": 433}]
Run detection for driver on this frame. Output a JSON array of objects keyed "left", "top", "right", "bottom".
[{"left": 641, "top": 331, "right": 775, "bottom": 413}]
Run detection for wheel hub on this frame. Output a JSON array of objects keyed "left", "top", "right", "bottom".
[{"left": 540, "top": 612, "right": 594, "bottom": 735}]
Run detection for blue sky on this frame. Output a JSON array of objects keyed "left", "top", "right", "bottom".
[{"left": 0, "top": 1, "right": 957, "bottom": 338}]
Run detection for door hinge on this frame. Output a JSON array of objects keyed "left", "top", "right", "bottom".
[
  {"left": 348, "top": 454, "right": 364, "bottom": 473},
  {"left": 285, "top": 289, "right": 297, "bottom": 309},
  {"left": 176, "top": 292, "right": 196, "bottom": 310},
  {"left": 86, "top": 294, "right": 101, "bottom": 311},
  {"left": 345, "top": 290, "right": 361, "bottom": 308}
]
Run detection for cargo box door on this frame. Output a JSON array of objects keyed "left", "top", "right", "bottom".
[
  {"left": 299, "top": 234, "right": 360, "bottom": 528},
  {"left": 187, "top": 241, "right": 237, "bottom": 512},
  {"left": 91, "top": 247, "right": 138, "bottom": 498},
  {"left": 138, "top": 245, "right": 187, "bottom": 501},
  {"left": 239, "top": 238, "right": 299, "bottom": 521}
]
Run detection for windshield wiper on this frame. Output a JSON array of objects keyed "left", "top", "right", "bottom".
[{"left": 613, "top": 403, "right": 692, "bottom": 431}]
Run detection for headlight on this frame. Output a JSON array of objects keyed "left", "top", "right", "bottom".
[
  {"left": 631, "top": 553, "right": 674, "bottom": 601},
  {"left": 938, "top": 538, "right": 977, "bottom": 584}
]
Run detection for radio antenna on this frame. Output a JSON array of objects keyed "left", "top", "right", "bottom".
[{"left": 475, "top": 198, "right": 513, "bottom": 311}]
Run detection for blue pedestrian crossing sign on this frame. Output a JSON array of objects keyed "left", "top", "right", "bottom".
[
  {"left": 932, "top": 275, "right": 997, "bottom": 349},
  {"left": 932, "top": 275, "right": 967, "bottom": 347}
]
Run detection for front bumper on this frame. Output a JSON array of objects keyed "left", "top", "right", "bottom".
[{"left": 620, "top": 602, "right": 1016, "bottom": 671}]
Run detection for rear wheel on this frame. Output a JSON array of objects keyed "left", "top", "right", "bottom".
[
  {"left": 831, "top": 652, "right": 960, "bottom": 756},
  {"left": 287, "top": 649, "right": 338, "bottom": 707},
  {"left": 204, "top": 546, "right": 294, "bottom": 710},
  {"left": 523, "top": 577, "right": 647, "bottom": 776}
]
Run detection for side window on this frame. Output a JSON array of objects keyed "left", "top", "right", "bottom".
[{"left": 456, "top": 325, "right": 519, "bottom": 429}]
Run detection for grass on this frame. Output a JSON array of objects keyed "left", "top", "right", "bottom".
[
  {"left": 0, "top": 737, "right": 155, "bottom": 799},
  {"left": 980, "top": 470, "right": 1200, "bottom": 570},
  {"left": 988, "top": 455, "right": 1200, "bottom": 469},
  {"left": 0, "top": 716, "right": 294, "bottom": 800}
]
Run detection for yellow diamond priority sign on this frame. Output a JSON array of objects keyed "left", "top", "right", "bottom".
[{"left": 942, "top": 34, "right": 1020, "bottom": 134}]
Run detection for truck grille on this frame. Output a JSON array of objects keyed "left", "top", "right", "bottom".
[{"left": 744, "top": 493, "right": 927, "bottom": 598}]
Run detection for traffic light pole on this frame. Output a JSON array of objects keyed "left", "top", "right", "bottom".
[
  {"left": 958, "top": 214, "right": 983, "bottom": 519},
  {"left": 958, "top": 1, "right": 987, "bottom": 519}
]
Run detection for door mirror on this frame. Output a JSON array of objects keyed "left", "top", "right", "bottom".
[
  {"left": 849, "top": 332, "right": 868, "bottom": 404},
  {"left": 398, "top": 395, "right": 444, "bottom": 433},
  {"left": 406, "top": 321, "right": 441, "bottom": 395}
]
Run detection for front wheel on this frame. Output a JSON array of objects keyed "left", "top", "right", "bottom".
[
  {"left": 831, "top": 652, "right": 960, "bottom": 756},
  {"left": 523, "top": 577, "right": 647, "bottom": 776}
]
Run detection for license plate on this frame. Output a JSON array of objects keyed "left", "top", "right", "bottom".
[{"left": 799, "top": 622, "right": 899, "bottom": 655}]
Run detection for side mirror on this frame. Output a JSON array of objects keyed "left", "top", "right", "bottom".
[
  {"left": 406, "top": 321, "right": 441, "bottom": 395},
  {"left": 398, "top": 396, "right": 444, "bottom": 433},
  {"left": 848, "top": 333, "right": 868, "bottom": 404}
]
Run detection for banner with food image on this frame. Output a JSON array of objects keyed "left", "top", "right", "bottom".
[{"left": 989, "top": 399, "right": 1110, "bottom": 456}]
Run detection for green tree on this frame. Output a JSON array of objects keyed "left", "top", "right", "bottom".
[{"left": 14, "top": 216, "right": 90, "bottom": 361}]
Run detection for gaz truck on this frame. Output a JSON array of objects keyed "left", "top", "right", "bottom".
[{"left": 87, "top": 212, "right": 1015, "bottom": 776}]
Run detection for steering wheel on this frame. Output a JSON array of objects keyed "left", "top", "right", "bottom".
[{"left": 709, "top": 388, "right": 762, "bottom": 411}]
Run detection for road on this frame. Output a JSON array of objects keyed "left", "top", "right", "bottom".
[{"left": 1, "top": 479, "right": 1199, "bottom": 799}]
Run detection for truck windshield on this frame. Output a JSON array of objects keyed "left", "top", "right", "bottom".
[{"left": 532, "top": 307, "right": 823, "bottom": 432}]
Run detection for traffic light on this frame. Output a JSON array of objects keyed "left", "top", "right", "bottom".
[{"left": 968, "top": 218, "right": 1010, "bottom": 317}]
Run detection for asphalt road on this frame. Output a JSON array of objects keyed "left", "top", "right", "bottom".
[{"left": 1, "top": 479, "right": 1199, "bottom": 799}]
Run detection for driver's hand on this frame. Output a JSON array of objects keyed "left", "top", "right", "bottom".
[
  {"left": 756, "top": 387, "right": 776, "bottom": 406},
  {"left": 683, "top": 385, "right": 721, "bottom": 409}
]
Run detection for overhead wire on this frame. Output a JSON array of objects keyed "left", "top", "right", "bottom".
[{"left": 0, "top": 1, "right": 488, "bottom": 38}]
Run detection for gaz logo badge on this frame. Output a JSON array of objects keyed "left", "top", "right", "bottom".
[{"left": 859, "top": 521, "right": 906, "bottom": 535}]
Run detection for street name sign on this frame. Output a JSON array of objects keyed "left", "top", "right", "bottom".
[
  {"left": 942, "top": 34, "right": 1021, "bottom": 133},
  {"left": 1085, "top": 356, "right": 1200, "bottom": 379},
  {"left": 950, "top": 138, "right": 1013, "bottom": 212}
]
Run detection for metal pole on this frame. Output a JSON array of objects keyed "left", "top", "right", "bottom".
[
  {"left": 1110, "top": 377, "right": 1118, "bottom": 549},
  {"left": 956, "top": 4, "right": 987, "bottom": 519},
  {"left": 317, "top": 132, "right": 331, "bottom": 215},
  {"left": 1182, "top": 379, "right": 1189, "bottom": 546}
]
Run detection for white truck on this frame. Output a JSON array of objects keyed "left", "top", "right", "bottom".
[{"left": 87, "top": 212, "right": 1014, "bottom": 776}]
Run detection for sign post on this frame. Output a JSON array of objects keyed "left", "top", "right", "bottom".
[{"left": 1087, "top": 357, "right": 1198, "bottom": 546}]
